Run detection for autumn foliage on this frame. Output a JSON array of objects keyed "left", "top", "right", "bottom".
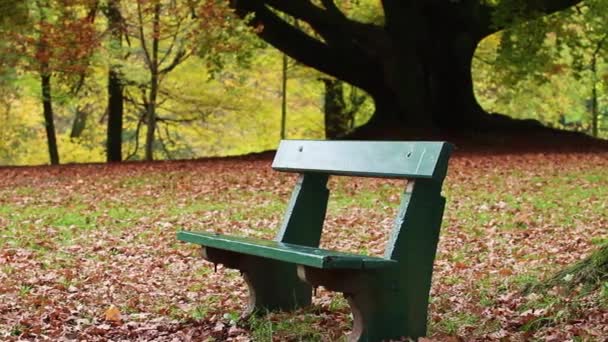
[{"left": 13, "top": 1, "right": 100, "bottom": 76}]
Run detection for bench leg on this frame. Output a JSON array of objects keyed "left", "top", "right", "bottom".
[
  {"left": 201, "top": 247, "right": 311, "bottom": 316},
  {"left": 298, "top": 266, "right": 427, "bottom": 342},
  {"left": 241, "top": 257, "right": 312, "bottom": 316},
  {"left": 345, "top": 289, "right": 423, "bottom": 342}
]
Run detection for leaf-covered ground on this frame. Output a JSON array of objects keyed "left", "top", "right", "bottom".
[{"left": 1, "top": 152, "right": 607, "bottom": 341}]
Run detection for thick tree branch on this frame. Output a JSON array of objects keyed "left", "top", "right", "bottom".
[
  {"left": 231, "top": 0, "right": 383, "bottom": 92},
  {"left": 262, "top": 0, "right": 348, "bottom": 37},
  {"left": 263, "top": 0, "right": 390, "bottom": 59},
  {"left": 483, "top": 0, "right": 584, "bottom": 36},
  {"left": 524, "top": 0, "right": 584, "bottom": 17}
]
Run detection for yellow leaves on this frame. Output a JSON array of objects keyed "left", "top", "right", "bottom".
[{"left": 104, "top": 305, "right": 122, "bottom": 323}]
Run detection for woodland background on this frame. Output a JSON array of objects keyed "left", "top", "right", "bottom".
[
  {"left": 0, "top": 0, "right": 607, "bottom": 166},
  {"left": 1, "top": 1, "right": 607, "bottom": 340}
]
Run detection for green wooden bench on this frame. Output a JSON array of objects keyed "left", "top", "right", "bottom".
[{"left": 177, "top": 140, "right": 452, "bottom": 341}]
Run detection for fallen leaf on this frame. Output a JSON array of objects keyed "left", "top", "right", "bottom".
[{"left": 104, "top": 305, "right": 122, "bottom": 323}]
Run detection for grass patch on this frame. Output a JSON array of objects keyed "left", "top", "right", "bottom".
[
  {"left": 433, "top": 312, "right": 480, "bottom": 335},
  {"left": 248, "top": 312, "right": 327, "bottom": 342}
]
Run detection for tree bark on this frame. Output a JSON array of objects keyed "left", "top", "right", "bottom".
[
  {"left": 335, "top": 4, "right": 486, "bottom": 134},
  {"left": 106, "top": 0, "right": 124, "bottom": 162},
  {"left": 107, "top": 68, "right": 124, "bottom": 161},
  {"left": 145, "top": 73, "right": 159, "bottom": 161}
]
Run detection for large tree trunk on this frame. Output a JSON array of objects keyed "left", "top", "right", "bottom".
[
  {"left": 356, "top": 4, "right": 487, "bottom": 136},
  {"left": 41, "top": 72, "right": 59, "bottom": 165},
  {"left": 106, "top": 0, "right": 124, "bottom": 162},
  {"left": 426, "top": 34, "right": 485, "bottom": 128},
  {"left": 352, "top": 5, "right": 549, "bottom": 139}
]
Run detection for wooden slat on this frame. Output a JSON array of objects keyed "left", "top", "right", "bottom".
[
  {"left": 272, "top": 140, "right": 451, "bottom": 179},
  {"left": 177, "top": 231, "right": 396, "bottom": 270}
]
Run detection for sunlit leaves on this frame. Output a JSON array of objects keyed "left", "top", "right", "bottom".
[
  {"left": 12, "top": 0, "right": 101, "bottom": 77},
  {"left": 473, "top": 0, "right": 608, "bottom": 137}
]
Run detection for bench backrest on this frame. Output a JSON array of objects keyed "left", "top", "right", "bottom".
[
  {"left": 272, "top": 140, "right": 452, "bottom": 263},
  {"left": 272, "top": 140, "right": 451, "bottom": 180}
]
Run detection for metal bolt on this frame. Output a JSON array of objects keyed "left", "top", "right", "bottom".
[
  {"left": 298, "top": 146, "right": 304, "bottom": 152},
  {"left": 406, "top": 152, "right": 412, "bottom": 158}
]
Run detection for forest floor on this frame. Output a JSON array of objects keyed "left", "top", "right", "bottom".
[{"left": 1, "top": 143, "right": 608, "bottom": 341}]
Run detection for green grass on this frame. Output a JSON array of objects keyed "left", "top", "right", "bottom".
[
  {"left": 434, "top": 312, "right": 480, "bottom": 335},
  {"left": 248, "top": 312, "right": 328, "bottom": 342},
  {"left": 450, "top": 168, "right": 608, "bottom": 233},
  {"left": 165, "top": 201, "right": 231, "bottom": 216}
]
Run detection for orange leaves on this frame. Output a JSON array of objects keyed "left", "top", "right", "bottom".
[
  {"left": 9, "top": 1, "right": 101, "bottom": 76},
  {"left": 39, "top": 17, "right": 99, "bottom": 74}
]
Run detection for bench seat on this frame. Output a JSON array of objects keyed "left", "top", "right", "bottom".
[{"left": 178, "top": 231, "right": 397, "bottom": 270}]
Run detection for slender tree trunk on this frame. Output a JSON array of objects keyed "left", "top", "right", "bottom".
[
  {"left": 70, "top": 105, "right": 88, "bottom": 138},
  {"left": 41, "top": 71, "right": 59, "bottom": 165},
  {"left": 591, "top": 56, "right": 598, "bottom": 138},
  {"left": 106, "top": 0, "right": 124, "bottom": 162},
  {"left": 144, "top": 3, "right": 161, "bottom": 161},
  {"left": 107, "top": 69, "right": 124, "bottom": 160},
  {"left": 280, "top": 53, "right": 287, "bottom": 140},
  {"left": 145, "top": 74, "right": 159, "bottom": 161}
]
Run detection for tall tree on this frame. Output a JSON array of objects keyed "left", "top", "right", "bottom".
[
  {"left": 228, "top": 0, "right": 584, "bottom": 136},
  {"left": 122, "top": 0, "right": 256, "bottom": 160},
  {"left": 37, "top": 15, "right": 59, "bottom": 165},
  {"left": 122, "top": 0, "right": 202, "bottom": 161},
  {"left": 9, "top": 0, "right": 100, "bottom": 165}
]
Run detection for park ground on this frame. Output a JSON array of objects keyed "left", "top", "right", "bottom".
[{"left": 0, "top": 148, "right": 607, "bottom": 341}]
